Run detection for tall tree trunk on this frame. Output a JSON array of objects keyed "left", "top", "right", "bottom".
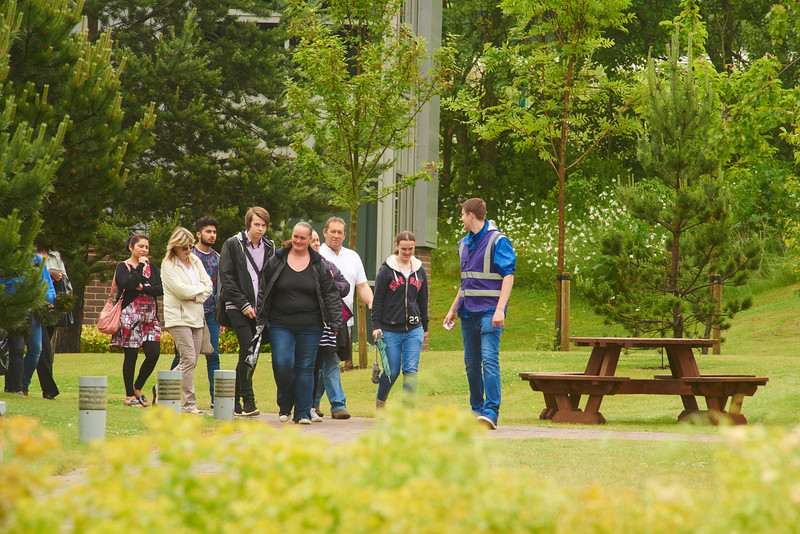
[
  {"left": 555, "top": 59, "right": 573, "bottom": 350},
  {"left": 348, "top": 207, "right": 368, "bottom": 368},
  {"left": 669, "top": 213, "right": 683, "bottom": 338}
]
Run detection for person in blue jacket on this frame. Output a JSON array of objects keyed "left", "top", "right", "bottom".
[
  {"left": 443, "top": 198, "right": 516, "bottom": 430},
  {"left": 2, "top": 253, "right": 56, "bottom": 395}
]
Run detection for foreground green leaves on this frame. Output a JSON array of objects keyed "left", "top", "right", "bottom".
[{"left": 2, "top": 407, "right": 800, "bottom": 533}]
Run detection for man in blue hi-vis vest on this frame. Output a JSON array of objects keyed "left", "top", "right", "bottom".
[{"left": 444, "top": 198, "right": 516, "bottom": 430}]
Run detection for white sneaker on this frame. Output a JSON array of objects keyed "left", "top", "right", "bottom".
[
  {"left": 296, "top": 418, "right": 312, "bottom": 425},
  {"left": 279, "top": 414, "right": 291, "bottom": 422},
  {"left": 310, "top": 411, "right": 323, "bottom": 422},
  {"left": 477, "top": 415, "right": 497, "bottom": 430}
]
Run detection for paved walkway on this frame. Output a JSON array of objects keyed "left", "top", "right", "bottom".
[{"left": 210, "top": 410, "right": 720, "bottom": 444}]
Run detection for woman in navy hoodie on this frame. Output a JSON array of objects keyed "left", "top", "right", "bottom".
[{"left": 371, "top": 231, "right": 429, "bottom": 407}]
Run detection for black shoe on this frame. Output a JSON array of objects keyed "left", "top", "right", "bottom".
[{"left": 43, "top": 393, "right": 57, "bottom": 400}]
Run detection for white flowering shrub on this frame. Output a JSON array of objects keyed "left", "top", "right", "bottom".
[{"left": 437, "top": 182, "right": 663, "bottom": 289}]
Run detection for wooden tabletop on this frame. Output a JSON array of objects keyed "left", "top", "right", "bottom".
[{"left": 570, "top": 337, "right": 719, "bottom": 349}]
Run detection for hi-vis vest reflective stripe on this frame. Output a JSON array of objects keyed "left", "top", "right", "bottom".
[{"left": 458, "top": 230, "right": 504, "bottom": 310}]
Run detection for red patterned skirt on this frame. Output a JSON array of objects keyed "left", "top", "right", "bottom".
[{"left": 110, "top": 294, "right": 161, "bottom": 348}]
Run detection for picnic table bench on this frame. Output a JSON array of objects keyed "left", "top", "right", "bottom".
[{"left": 518, "top": 337, "right": 768, "bottom": 425}]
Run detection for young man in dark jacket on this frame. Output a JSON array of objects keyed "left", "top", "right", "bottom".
[{"left": 216, "top": 207, "right": 275, "bottom": 416}]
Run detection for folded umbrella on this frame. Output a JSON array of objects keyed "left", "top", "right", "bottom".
[
  {"left": 376, "top": 335, "right": 391, "bottom": 381},
  {"left": 245, "top": 323, "right": 267, "bottom": 380}
]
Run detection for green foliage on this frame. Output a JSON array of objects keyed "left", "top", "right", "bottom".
[
  {"left": 0, "top": 0, "right": 67, "bottom": 331},
  {"left": 447, "top": 0, "right": 640, "bottom": 285},
  {"left": 84, "top": 0, "right": 318, "bottom": 241},
  {"left": 79, "top": 325, "right": 174, "bottom": 354},
  {"left": 583, "top": 35, "right": 761, "bottom": 337},
  {"left": 4, "top": 407, "right": 800, "bottom": 532},
  {"left": 4, "top": 0, "right": 154, "bottom": 346},
  {"left": 439, "top": 0, "right": 550, "bottom": 211},
  {"left": 285, "top": 0, "right": 441, "bottom": 246},
  {"left": 79, "top": 324, "right": 243, "bottom": 355},
  {"left": 79, "top": 325, "right": 113, "bottom": 353}
]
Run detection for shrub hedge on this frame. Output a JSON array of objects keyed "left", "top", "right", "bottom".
[
  {"left": 80, "top": 326, "right": 247, "bottom": 355},
  {"left": 1, "top": 408, "right": 799, "bottom": 532}
]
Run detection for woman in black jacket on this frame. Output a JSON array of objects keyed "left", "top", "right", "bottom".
[
  {"left": 257, "top": 222, "right": 343, "bottom": 424},
  {"left": 371, "top": 231, "right": 429, "bottom": 407},
  {"left": 110, "top": 234, "right": 163, "bottom": 407}
]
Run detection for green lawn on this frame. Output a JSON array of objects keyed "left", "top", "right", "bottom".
[{"left": 2, "top": 280, "right": 798, "bottom": 491}]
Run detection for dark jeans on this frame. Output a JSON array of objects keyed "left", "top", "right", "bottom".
[
  {"left": 36, "top": 325, "right": 59, "bottom": 398},
  {"left": 4, "top": 332, "right": 25, "bottom": 393},
  {"left": 269, "top": 323, "right": 323, "bottom": 421},
  {"left": 228, "top": 308, "right": 258, "bottom": 411}
]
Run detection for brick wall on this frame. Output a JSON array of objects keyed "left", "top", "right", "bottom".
[
  {"left": 83, "top": 276, "right": 164, "bottom": 324},
  {"left": 83, "top": 277, "right": 112, "bottom": 323}
]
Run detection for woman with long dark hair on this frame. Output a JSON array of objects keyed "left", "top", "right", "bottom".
[{"left": 110, "top": 234, "right": 163, "bottom": 406}]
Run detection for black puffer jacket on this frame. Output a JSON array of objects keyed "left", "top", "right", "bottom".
[
  {"left": 256, "top": 247, "right": 344, "bottom": 331},
  {"left": 371, "top": 254, "right": 429, "bottom": 333}
]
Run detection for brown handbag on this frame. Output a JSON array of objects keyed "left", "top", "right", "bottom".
[
  {"left": 200, "top": 321, "right": 214, "bottom": 355},
  {"left": 97, "top": 264, "right": 126, "bottom": 335}
]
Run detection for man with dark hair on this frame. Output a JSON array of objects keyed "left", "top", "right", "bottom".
[
  {"left": 444, "top": 198, "right": 516, "bottom": 430},
  {"left": 217, "top": 207, "right": 275, "bottom": 416},
  {"left": 192, "top": 216, "right": 221, "bottom": 407}
]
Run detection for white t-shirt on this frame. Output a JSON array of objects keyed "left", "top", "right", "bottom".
[{"left": 319, "top": 243, "right": 367, "bottom": 325}]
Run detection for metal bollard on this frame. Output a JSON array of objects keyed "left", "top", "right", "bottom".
[
  {"left": 157, "top": 370, "right": 182, "bottom": 414},
  {"left": 0, "top": 401, "right": 6, "bottom": 466},
  {"left": 213, "top": 370, "right": 236, "bottom": 421},
  {"left": 79, "top": 376, "right": 107, "bottom": 443}
]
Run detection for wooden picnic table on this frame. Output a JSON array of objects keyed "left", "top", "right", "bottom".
[{"left": 518, "top": 337, "right": 768, "bottom": 425}]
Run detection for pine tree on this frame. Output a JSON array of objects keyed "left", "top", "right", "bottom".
[
  {"left": 5, "top": 0, "right": 154, "bottom": 348},
  {"left": 84, "top": 1, "right": 316, "bottom": 242},
  {"left": 0, "top": 0, "right": 67, "bottom": 331},
  {"left": 583, "top": 34, "right": 759, "bottom": 338}
]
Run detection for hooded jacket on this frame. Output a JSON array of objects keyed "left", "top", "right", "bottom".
[{"left": 371, "top": 254, "right": 429, "bottom": 333}]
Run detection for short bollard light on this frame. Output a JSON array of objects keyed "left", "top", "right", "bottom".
[
  {"left": 79, "top": 376, "right": 107, "bottom": 443},
  {"left": 0, "top": 400, "right": 6, "bottom": 465},
  {"left": 213, "top": 370, "right": 236, "bottom": 421},
  {"left": 157, "top": 370, "right": 181, "bottom": 414}
]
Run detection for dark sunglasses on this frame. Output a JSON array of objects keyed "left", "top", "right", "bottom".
[{"left": 180, "top": 245, "right": 195, "bottom": 252}]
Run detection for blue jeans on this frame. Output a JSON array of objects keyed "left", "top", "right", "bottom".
[
  {"left": 314, "top": 351, "right": 347, "bottom": 411},
  {"left": 169, "top": 311, "right": 220, "bottom": 402},
  {"left": 377, "top": 328, "right": 423, "bottom": 402},
  {"left": 204, "top": 311, "right": 221, "bottom": 400},
  {"left": 21, "top": 317, "right": 44, "bottom": 391},
  {"left": 461, "top": 313, "right": 503, "bottom": 423},
  {"left": 269, "top": 323, "right": 323, "bottom": 421}
]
